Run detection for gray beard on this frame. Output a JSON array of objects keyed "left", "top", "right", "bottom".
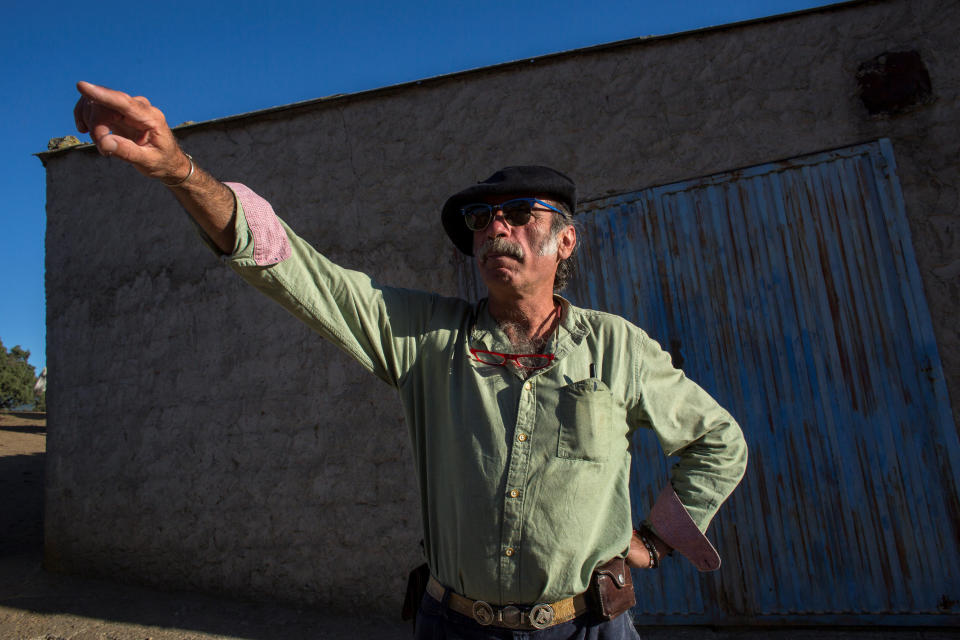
[
  {"left": 500, "top": 320, "right": 543, "bottom": 353},
  {"left": 499, "top": 320, "right": 548, "bottom": 378}
]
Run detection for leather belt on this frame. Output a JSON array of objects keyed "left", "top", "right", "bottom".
[{"left": 426, "top": 576, "right": 591, "bottom": 630}]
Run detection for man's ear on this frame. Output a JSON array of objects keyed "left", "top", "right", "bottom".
[{"left": 557, "top": 224, "right": 577, "bottom": 261}]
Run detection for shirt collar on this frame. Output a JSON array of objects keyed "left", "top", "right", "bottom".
[{"left": 470, "top": 295, "right": 589, "bottom": 357}]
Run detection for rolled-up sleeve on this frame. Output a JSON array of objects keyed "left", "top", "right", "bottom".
[{"left": 192, "top": 182, "right": 437, "bottom": 388}]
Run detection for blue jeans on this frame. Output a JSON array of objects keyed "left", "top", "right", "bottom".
[{"left": 414, "top": 592, "right": 642, "bottom": 640}]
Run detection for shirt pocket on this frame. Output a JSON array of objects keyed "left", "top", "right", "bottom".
[{"left": 556, "top": 378, "right": 614, "bottom": 462}]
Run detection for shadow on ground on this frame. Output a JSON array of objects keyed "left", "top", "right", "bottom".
[{"left": 0, "top": 550, "right": 409, "bottom": 640}]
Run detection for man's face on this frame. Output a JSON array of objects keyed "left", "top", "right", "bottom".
[{"left": 471, "top": 194, "right": 576, "bottom": 296}]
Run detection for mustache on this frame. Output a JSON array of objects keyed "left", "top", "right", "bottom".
[{"left": 478, "top": 237, "right": 525, "bottom": 264}]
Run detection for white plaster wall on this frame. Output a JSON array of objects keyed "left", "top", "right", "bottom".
[{"left": 42, "top": 0, "right": 958, "bottom": 615}]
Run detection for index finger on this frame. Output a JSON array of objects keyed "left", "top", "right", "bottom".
[
  {"left": 73, "top": 95, "right": 89, "bottom": 133},
  {"left": 76, "top": 81, "right": 152, "bottom": 125}
]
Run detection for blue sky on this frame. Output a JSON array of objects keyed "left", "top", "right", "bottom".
[{"left": 0, "top": 0, "right": 838, "bottom": 373}]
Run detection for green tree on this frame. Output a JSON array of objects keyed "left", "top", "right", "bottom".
[{"left": 0, "top": 338, "right": 37, "bottom": 409}]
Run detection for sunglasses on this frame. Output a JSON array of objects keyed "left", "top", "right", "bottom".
[{"left": 461, "top": 198, "right": 564, "bottom": 231}]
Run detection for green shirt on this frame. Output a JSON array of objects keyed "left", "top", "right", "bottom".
[{"left": 208, "top": 187, "right": 747, "bottom": 605}]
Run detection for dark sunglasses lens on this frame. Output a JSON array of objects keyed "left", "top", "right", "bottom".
[
  {"left": 462, "top": 204, "right": 492, "bottom": 231},
  {"left": 501, "top": 200, "right": 534, "bottom": 226}
]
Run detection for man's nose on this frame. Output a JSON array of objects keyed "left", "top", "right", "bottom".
[{"left": 488, "top": 210, "right": 511, "bottom": 235}]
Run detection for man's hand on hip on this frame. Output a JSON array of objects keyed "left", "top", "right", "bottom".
[
  {"left": 626, "top": 529, "right": 672, "bottom": 569},
  {"left": 626, "top": 532, "right": 651, "bottom": 568}
]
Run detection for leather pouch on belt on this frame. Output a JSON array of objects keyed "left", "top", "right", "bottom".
[
  {"left": 589, "top": 557, "right": 636, "bottom": 620},
  {"left": 401, "top": 563, "right": 430, "bottom": 622}
]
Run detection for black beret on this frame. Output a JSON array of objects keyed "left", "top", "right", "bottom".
[{"left": 441, "top": 165, "right": 577, "bottom": 255}]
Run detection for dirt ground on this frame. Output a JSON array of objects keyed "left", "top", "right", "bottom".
[{"left": 0, "top": 412, "right": 45, "bottom": 559}]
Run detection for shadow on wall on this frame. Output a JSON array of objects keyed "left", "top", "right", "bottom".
[{"left": 0, "top": 420, "right": 410, "bottom": 640}]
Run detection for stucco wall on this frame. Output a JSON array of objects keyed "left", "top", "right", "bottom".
[{"left": 41, "top": 0, "right": 958, "bottom": 615}]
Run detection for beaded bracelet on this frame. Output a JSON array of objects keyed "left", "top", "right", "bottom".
[{"left": 635, "top": 528, "right": 660, "bottom": 569}]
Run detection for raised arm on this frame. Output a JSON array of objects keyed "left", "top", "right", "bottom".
[{"left": 74, "top": 81, "right": 236, "bottom": 253}]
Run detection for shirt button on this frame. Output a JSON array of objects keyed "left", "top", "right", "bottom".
[
  {"left": 517, "top": 433, "right": 528, "bottom": 442},
  {"left": 524, "top": 381, "right": 533, "bottom": 391},
  {"left": 505, "top": 547, "right": 515, "bottom": 557},
  {"left": 509, "top": 489, "right": 520, "bottom": 498}
]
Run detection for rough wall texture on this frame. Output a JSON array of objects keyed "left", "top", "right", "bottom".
[{"left": 41, "top": 0, "right": 959, "bottom": 616}]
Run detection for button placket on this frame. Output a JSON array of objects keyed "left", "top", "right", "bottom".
[{"left": 498, "top": 376, "right": 537, "bottom": 598}]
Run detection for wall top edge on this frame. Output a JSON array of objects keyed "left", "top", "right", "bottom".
[{"left": 36, "top": 0, "right": 874, "bottom": 162}]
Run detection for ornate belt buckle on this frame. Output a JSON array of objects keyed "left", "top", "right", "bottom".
[
  {"left": 501, "top": 605, "right": 522, "bottom": 627},
  {"left": 530, "top": 603, "right": 555, "bottom": 629},
  {"left": 472, "top": 600, "right": 494, "bottom": 625}
]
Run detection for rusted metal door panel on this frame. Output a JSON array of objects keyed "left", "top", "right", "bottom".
[{"left": 565, "top": 140, "right": 959, "bottom": 623}]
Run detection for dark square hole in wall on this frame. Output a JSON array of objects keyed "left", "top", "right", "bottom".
[{"left": 857, "top": 50, "right": 933, "bottom": 116}]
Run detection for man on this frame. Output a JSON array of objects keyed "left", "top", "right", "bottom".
[{"left": 73, "top": 81, "right": 747, "bottom": 639}]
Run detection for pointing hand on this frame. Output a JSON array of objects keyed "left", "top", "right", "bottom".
[{"left": 73, "top": 81, "right": 190, "bottom": 182}]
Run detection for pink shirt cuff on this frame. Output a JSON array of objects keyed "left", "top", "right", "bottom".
[
  {"left": 649, "top": 484, "right": 721, "bottom": 571},
  {"left": 223, "top": 182, "right": 291, "bottom": 266}
]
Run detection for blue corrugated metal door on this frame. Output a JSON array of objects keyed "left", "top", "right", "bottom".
[{"left": 567, "top": 139, "right": 959, "bottom": 624}]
